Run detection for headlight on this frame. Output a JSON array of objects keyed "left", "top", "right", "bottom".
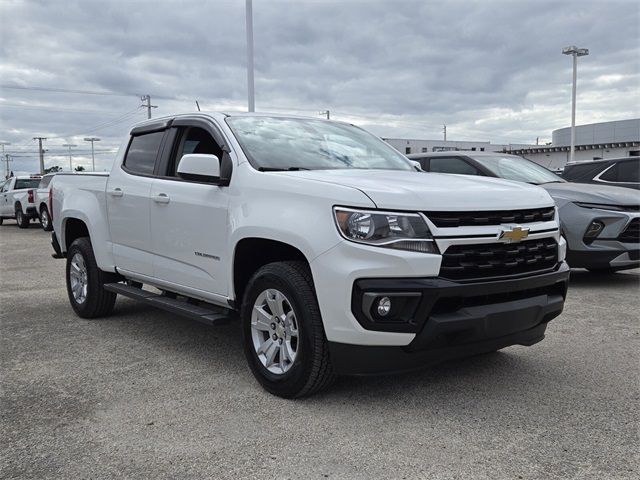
[
  {"left": 333, "top": 207, "right": 437, "bottom": 253},
  {"left": 574, "top": 202, "right": 625, "bottom": 212}
]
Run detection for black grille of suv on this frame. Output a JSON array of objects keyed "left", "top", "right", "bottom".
[
  {"left": 618, "top": 218, "right": 640, "bottom": 243},
  {"left": 440, "top": 238, "right": 558, "bottom": 281},
  {"left": 425, "top": 207, "right": 555, "bottom": 228}
]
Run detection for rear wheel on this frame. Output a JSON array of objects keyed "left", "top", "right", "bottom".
[
  {"left": 15, "top": 205, "right": 29, "bottom": 228},
  {"left": 241, "top": 261, "right": 335, "bottom": 398},
  {"left": 40, "top": 206, "right": 53, "bottom": 231},
  {"left": 66, "top": 237, "right": 117, "bottom": 318},
  {"left": 0, "top": 217, "right": 3, "bottom": 225}
]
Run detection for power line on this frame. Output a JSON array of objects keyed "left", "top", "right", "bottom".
[{"left": 0, "top": 84, "right": 137, "bottom": 97}]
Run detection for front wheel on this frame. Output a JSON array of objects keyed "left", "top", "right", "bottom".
[
  {"left": 241, "top": 261, "right": 335, "bottom": 398},
  {"left": 40, "top": 206, "right": 53, "bottom": 231},
  {"left": 66, "top": 237, "right": 117, "bottom": 318}
]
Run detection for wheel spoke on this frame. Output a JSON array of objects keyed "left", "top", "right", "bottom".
[
  {"left": 256, "top": 337, "right": 274, "bottom": 355},
  {"left": 252, "top": 305, "right": 273, "bottom": 331},
  {"left": 286, "top": 311, "right": 298, "bottom": 336},
  {"left": 266, "top": 290, "right": 285, "bottom": 317},
  {"left": 264, "top": 341, "right": 279, "bottom": 368}
]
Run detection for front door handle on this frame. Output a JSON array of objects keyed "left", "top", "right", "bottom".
[
  {"left": 108, "top": 188, "right": 123, "bottom": 197},
  {"left": 153, "top": 193, "right": 170, "bottom": 204}
]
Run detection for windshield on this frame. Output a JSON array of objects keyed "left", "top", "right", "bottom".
[
  {"left": 226, "top": 116, "right": 413, "bottom": 171},
  {"left": 472, "top": 155, "right": 564, "bottom": 185},
  {"left": 15, "top": 179, "right": 41, "bottom": 189}
]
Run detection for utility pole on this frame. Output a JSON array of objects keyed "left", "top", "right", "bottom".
[
  {"left": 443, "top": 125, "right": 447, "bottom": 141},
  {"left": 246, "top": 0, "right": 255, "bottom": 112},
  {"left": 62, "top": 144, "right": 77, "bottom": 171},
  {"left": 33, "top": 137, "right": 47, "bottom": 175},
  {"left": 318, "top": 110, "right": 330, "bottom": 120},
  {"left": 141, "top": 95, "right": 157, "bottom": 119},
  {"left": 0, "top": 142, "right": 10, "bottom": 178},
  {"left": 2, "top": 154, "right": 12, "bottom": 179},
  {"left": 83, "top": 137, "right": 100, "bottom": 171}
]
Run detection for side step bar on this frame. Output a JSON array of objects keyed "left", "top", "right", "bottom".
[{"left": 104, "top": 283, "right": 236, "bottom": 326}]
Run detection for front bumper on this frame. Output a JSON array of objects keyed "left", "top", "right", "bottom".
[
  {"left": 560, "top": 203, "right": 639, "bottom": 269},
  {"left": 329, "top": 262, "right": 570, "bottom": 375}
]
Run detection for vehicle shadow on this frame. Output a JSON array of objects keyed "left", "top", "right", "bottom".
[
  {"left": 568, "top": 268, "right": 639, "bottom": 289},
  {"left": 108, "top": 298, "right": 571, "bottom": 406}
]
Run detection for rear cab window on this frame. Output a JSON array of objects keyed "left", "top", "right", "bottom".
[
  {"left": 123, "top": 131, "right": 165, "bottom": 175},
  {"left": 39, "top": 176, "right": 53, "bottom": 188},
  {"left": 15, "top": 179, "right": 41, "bottom": 189}
]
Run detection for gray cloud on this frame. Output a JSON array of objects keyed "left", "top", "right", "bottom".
[{"left": 1, "top": 0, "right": 638, "bottom": 173}]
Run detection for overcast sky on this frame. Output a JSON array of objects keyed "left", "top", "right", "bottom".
[{"left": 1, "top": 0, "right": 639, "bottom": 173}]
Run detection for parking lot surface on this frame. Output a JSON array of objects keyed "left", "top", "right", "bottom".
[{"left": 1, "top": 221, "right": 638, "bottom": 479}]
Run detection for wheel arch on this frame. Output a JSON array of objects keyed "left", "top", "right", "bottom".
[
  {"left": 232, "top": 237, "right": 309, "bottom": 305},
  {"left": 64, "top": 217, "right": 91, "bottom": 251}
]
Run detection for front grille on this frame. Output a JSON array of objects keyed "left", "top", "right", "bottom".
[
  {"left": 618, "top": 218, "right": 640, "bottom": 243},
  {"left": 425, "top": 207, "right": 555, "bottom": 228},
  {"left": 441, "top": 238, "right": 558, "bottom": 280}
]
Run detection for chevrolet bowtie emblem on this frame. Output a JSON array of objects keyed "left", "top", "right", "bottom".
[{"left": 498, "top": 226, "right": 530, "bottom": 243}]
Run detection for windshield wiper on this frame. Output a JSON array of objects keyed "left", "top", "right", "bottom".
[{"left": 258, "top": 167, "right": 310, "bottom": 172}]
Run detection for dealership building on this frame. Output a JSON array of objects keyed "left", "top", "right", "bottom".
[
  {"left": 385, "top": 118, "right": 639, "bottom": 171},
  {"left": 509, "top": 119, "right": 640, "bottom": 170}
]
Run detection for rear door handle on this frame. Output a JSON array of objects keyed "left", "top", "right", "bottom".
[
  {"left": 153, "top": 193, "right": 170, "bottom": 204},
  {"left": 109, "top": 188, "right": 123, "bottom": 197}
]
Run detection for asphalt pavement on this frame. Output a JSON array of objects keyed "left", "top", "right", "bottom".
[{"left": 1, "top": 220, "right": 638, "bottom": 479}]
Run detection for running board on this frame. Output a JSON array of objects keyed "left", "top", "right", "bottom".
[{"left": 104, "top": 283, "right": 236, "bottom": 326}]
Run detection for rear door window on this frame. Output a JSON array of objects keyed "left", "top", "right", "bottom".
[{"left": 124, "top": 131, "right": 165, "bottom": 175}]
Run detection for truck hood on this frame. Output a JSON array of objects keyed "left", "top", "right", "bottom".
[
  {"left": 541, "top": 181, "right": 640, "bottom": 205},
  {"left": 280, "top": 170, "right": 554, "bottom": 211}
]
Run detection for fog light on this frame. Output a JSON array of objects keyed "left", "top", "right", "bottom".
[
  {"left": 584, "top": 220, "right": 604, "bottom": 243},
  {"left": 377, "top": 297, "right": 392, "bottom": 316}
]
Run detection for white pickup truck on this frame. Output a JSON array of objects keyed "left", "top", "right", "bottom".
[
  {"left": 50, "top": 113, "right": 570, "bottom": 397},
  {"left": 0, "top": 174, "right": 42, "bottom": 228},
  {"left": 34, "top": 173, "right": 57, "bottom": 231}
]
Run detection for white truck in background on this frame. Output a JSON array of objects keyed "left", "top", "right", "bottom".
[
  {"left": 50, "top": 112, "right": 570, "bottom": 398},
  {"left": 34, "top": 173, "right": 58, "bottom": 231},
  {"left": 0, "top": 174, "right": 42, "bottom": 228}
]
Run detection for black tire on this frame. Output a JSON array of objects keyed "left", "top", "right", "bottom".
[
  {"left": 15, "top": 205, "right": 29, "bottom": 228},
  {"left": 0, "top": 217, "right": 3, "bottom": 225},
  {"left": 241, "top": 261, "right": 335, "bottom": 398},
  {"left": 40, "top": 206, "right": 53, "bottom": 231},
  {"left": 66, "top": 237, "right": 118, "bottom": 318}
]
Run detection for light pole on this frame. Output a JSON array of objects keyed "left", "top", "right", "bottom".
[
  {"left": 83, "top": 137, "right": 100, "bottom": 171},
  {"left": 562, "top": 45, "right": 589, "bottom": 164},
  {"left": 62, "top": 144, "right": 77, "bottom": 171},
  {"left": 246, "top": 0, "right": 255, "bottom": 112},
  {"left": 0, "top": 142, "right": 10, "bottom": 178}
]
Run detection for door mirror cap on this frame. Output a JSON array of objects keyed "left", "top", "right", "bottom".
[
  {"left": 177, "top": 154, "right": 221, "bottom": 183},
  {"left": 409, "top": 160, "right": 423, "bottom": 172}
]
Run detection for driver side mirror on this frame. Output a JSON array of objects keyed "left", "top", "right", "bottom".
[
  {"left": 177, "top": 153, "right": 232, "bottom": 186},
  {"left": 409, "top": 160, "right": 423, "bottom": 172}
]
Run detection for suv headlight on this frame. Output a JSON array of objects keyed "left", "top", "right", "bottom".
[{"left": 333, "top": 207, "right": 437, "bottom": 253}]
